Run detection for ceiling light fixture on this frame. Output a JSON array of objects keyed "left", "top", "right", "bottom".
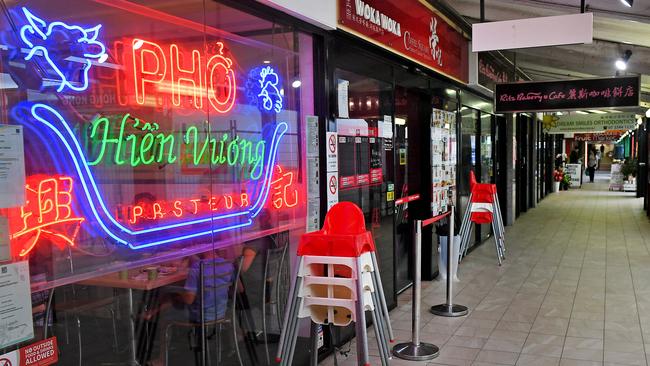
[
  {"left": 646, "top": 109, "right": 650, "bottom": 118},
  {"left": 575, "top": 111, "right": 589, "bottom": 115},
  {"left": 587, "top": 110, "right": 607, "bottom": 114},
  {"left": 620, "top": 0, "right": 633, "bottom": 7},
  {"left": 615, "top": 50, "right": 633, "bottom": 71}
]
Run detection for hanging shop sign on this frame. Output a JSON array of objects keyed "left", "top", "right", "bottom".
[
  {"left": 338, "top": 0, "right": 469, "bottom": 83},
  {"left": 574, "top": 131, "right": 625, "bottom": 142},
  {"left": 495, "top": 76, "right": 640, "bottom": 113},
  {"left": 542, "top": 113, "right": 637, "bottom": 134},
  {"left": 4, "top": 7, "right": 302, "bottom": 253},
  {"left": 471, "top": 52, "right": 513, "bottom": 92}
]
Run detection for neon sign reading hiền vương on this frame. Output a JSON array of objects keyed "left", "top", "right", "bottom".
[
  {"left": 87, "top": 113, "right": 266, "bottom": 179},
  {"left": 10, "top": 175, "right": 84, "bottom": 257},
  {"left": 23, "top": 103, "right": 289, "bottom": 250}
]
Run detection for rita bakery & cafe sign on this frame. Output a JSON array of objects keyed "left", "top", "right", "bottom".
[{"left": 338, "top": 0, "right": 469, "bottom": 83}]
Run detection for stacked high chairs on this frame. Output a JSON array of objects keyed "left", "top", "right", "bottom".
[
  {"left": 276, "top": 202, "right": 394, "bottom": 366},
  {"left": 459, "top": 171, "right": 506, "bottom": 265}
]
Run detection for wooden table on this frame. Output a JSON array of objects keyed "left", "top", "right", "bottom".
[
  {"left": 80, "top": 269, "right": 188, "bottom": 291},
  {"left": 80, "top": 269, "right": 188, "bottom": 366}
]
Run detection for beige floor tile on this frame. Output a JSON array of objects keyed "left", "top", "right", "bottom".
[
  {"left": 522, "top": 333, "right": 565, "bottom": 357},
  {"left": 516, "top": 354, "right": 560, "bottom": 366},
  {"left": 474, "top": 350, "right": 520, "bottom": 365}
]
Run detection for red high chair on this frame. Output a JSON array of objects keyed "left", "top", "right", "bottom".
[
  {"left": 276, "top": 202, "right": 394, "bottom": 366},
  {"left": 458, "top": 171, "right": 506, "bottom": 265}
]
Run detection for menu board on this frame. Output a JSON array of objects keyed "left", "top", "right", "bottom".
[
  {"left": 610, "top": 163, "right": 624, "bottom": 191},
  {"left": 431, "top": 109, "right": 457, "bottom": 214},
  {"left": 565, "top": 164, "right": 582, "bottom": 188}
]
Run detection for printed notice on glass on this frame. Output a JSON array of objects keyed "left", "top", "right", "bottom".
[
  {"left": 306, "top": 197, "right": 320, "bottom": 233},
  {"left": 0, "top": 261, "right": 34, "bottom": 349},
  {"left": 0, "top": 126, "right": 26, "bottom": 208},
  {"left": 337, "top": 79, "right": 349, "bottom": 118},
  {"left": 306, "top": 115, "right": 319, "bottom": 158},
  {"left": 0, "top": 217, "right": 9, "bottom": 262}
]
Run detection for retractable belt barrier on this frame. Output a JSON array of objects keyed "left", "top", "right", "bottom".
[{"left": 393, "top": 189, "right": 469, "bottom": 361}]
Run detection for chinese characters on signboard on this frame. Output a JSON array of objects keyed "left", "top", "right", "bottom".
[{"left": 495, "top": 76, "right": 640, "bottom": 113}]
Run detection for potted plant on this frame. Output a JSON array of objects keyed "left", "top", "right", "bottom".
[
  {"left": 561, "top": 172, "right": 572, "bottom": 190},
  {"left": 621, "top": 158, "right": 638, "bottom": 183},
  {"left": 552, "top": 169, "right": 563, "bottom": 192}
]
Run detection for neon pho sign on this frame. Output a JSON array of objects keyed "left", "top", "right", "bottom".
[
  {"left": 128, "top": 39, "right": 236, "bottom": 113},
  {"left": 12, "top": 8, "right": 295, "bottom": 251}
]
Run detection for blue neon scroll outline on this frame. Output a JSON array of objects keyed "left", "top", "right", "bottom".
[
  {"left": 19, "top": 7, "right": 107, "bottom": 92},
  {"left": 28, "top": 104, "right": 288, "bottom": 249}
]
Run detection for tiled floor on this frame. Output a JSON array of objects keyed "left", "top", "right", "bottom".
[{"left": 322, "top": 174, "right": 650, "bottom": 365}]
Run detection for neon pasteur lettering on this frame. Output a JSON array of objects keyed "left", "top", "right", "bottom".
[
  {"left": 121, "top": 193, "right": 252, "bottom": 226},
  {"left": 21, "top": 103, "right": 288, "bottom": 250},
  {"left": 129, "top": 38, "right": 236, "bottom": 113},
  {"left": 19, "top": 7, "right": 108, "bottom": 92},
  {"left": 87, "top": 113, "right": 266, "bottom": 179},
  {"left": 10, "top": 175, "right": 84, "bottom": 257}
]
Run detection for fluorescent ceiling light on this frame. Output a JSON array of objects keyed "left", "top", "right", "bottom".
[
  {"left": 608, "top": 110, "right": 623, "bottom": 113},
  {"left": 395, "top": 117, "right": 406, "bottom": 125},
  {"left": 556, "top": 112, "right": 563, "bottom": 116},
  {"left": 574, "top": 111, "right": 589, "bottom": 114},
  {"left": 587, "top": 110, "right": 607, "bottom": 114},
  {"left": 620, "top": 0, "right": 633, "bottom": 7}
]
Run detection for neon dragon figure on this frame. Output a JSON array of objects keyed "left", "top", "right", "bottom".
[{"left": 19, "top": 7, "right": 108, "bottom": 92}]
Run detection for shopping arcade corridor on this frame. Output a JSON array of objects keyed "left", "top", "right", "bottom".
[{"left": 324, "top": 173, "right": 650, "bottom": 366}]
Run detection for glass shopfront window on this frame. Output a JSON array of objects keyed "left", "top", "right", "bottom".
[{"left": 0, "top": 1, "right": 313, "bottom": 365}]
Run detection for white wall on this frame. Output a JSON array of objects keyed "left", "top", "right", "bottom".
[{"left": 258, "top": 0, "right": 337, "bottom": 30}]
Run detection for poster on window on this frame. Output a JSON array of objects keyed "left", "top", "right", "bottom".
[{"left": 431, "top": 109, "right": 457, "bottom": 214}]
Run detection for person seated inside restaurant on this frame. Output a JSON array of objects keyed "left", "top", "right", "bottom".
[{"left": 146, "top": 249, "right": 235, "bottom": 365}]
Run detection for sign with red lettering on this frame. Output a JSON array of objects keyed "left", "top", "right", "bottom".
[
  {"left": 0, "top": 338, "right": 58, "bottom": 366},
  {"left": 338, "top": 0, "right": 469, "bottom": 83},
  {"left": 495, "top": 76, "right": 640, "bottom": 113},
  {"left": 574, "top": 131, "right": 625, "bottom": 142}
]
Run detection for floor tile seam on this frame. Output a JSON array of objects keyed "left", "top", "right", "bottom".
[
  {"left": 621, "top": 196, "right": 650, "bottom": 365},
  {"left": 514, "top": 190, "right": 587, "bottom": 365},
  {"left": 560, "top": 203, "right": 591, "bottom": 363}
]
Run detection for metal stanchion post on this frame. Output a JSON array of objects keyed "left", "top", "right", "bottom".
[
  {"left": 431, "top": 194, "right": 469, "bottom": 317},
  {"left": 392, "top": 220, "right": 440, "bottom": 361}
]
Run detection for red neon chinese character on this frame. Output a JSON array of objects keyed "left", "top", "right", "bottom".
[
  {"left": 10, "top": 175, "right": 84, "bottom": 257},
  {"left": 588, "top": 91, "right": 600, "bottom": 98},
  {"left": 270, "top": 165, "right": 298, "bottom": 209},
  {"left": 624, "top": 86, "right": 635, "bottom": 97}
]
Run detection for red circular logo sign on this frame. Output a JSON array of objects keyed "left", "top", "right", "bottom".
[{"left": 0, "top": 358, "right": 12, "bottom": 366}]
